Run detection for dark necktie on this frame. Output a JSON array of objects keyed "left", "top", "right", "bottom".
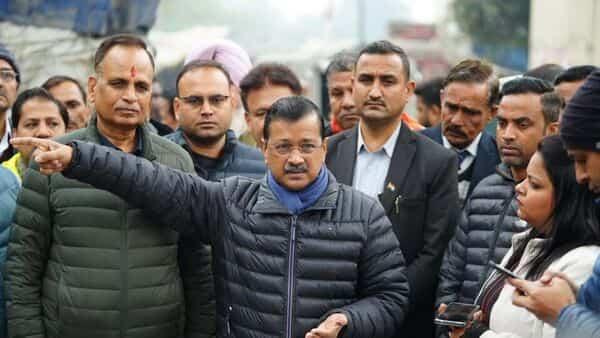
[{"left": 457, "top": 150, "right": 469, "bottom": 168}]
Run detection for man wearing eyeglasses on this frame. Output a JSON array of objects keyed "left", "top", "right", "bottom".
[
  {"left": 166, "top": 59, "right": 265, "bottom": 338},
  {"left": 168, "top": 60, "right": 265, "bottom": 180},
  {"left": 12, "top": 95, "right": 409, "bottom": 338},
  {"left": 0, "top": 44, "right": 20, "bottom": 163}
]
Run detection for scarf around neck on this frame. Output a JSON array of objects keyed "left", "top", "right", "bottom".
[{"left": 267, "top": 166, "right": 329, "bottom": 215}]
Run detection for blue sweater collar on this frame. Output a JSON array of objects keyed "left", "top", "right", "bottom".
[{"left": 267, "top": 166, "right": 329, "bottom": 215}]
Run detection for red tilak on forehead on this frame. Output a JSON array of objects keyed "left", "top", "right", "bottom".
[{"left": 130, "top": 65, "right": 137, "bottom": 78}]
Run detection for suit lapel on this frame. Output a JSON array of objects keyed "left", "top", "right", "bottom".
[
  {"left": 379, "top": 123, "right": 417, "bottom": 211},
  {"left": 468, "top": 132, "right": 499, "bottom": 195},
  {"left": 432, "top": 125, "right": 444, "bottom": 145},
  {"left": 332, "top": 127, "right": 358, "bottom": 186}
]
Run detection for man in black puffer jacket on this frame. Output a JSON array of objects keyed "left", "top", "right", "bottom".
[
  {"left": 16, "top": 96, "right": 410, "bottom": 338},
  {"left": 435, "top": 76, "right": 560, "bottom": 335}
]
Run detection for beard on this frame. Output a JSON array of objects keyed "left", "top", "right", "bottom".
[{"left": 183, "top": 127, "right": 226, "bottom": 147}]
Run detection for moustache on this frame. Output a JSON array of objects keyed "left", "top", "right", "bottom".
[
  {"left": 284, "top": 164, "right": 308, "bottom": 174},
  {"left": 445, "top": 125, "right": 467, "bottom": 138}
]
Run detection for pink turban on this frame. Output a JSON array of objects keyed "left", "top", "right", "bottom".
[{"left": 184, "top": 39, "right": 252, "bottom": 87}]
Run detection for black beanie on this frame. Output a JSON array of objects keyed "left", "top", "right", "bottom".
[{"left": 560, "top": 69, "right": 600, "bottom": 151}]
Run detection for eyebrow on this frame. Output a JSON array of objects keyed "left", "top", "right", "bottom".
[
  {"left": 445, "top": 101, "right": 481, "bottom": 114},
  {"left": 527, "top": 173, "right": 543, "bottom": 183},
  {"left": 497, "top": 115, "right": 532, "bottom": 122},
  {"left": 514, "top": 117, "right": 532, "bottom": 124}
]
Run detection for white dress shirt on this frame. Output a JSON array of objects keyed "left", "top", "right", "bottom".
[
  {"left": 442, "top": 132, "right": 482, "bottom": 203},
  {"left": 353, "top": 122, "right": 402, "bottom": 198}
]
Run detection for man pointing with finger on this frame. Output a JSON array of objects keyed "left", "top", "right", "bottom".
[
  {"left": 12, "top": 95, "right": 410, "bottom": 338},
  {"left": 4, "top": 34, "right": 195, "bottom": 338}
]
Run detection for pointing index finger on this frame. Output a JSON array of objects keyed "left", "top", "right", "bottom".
[{"left": 11, "top": 137, "right": 53, "bottom": 150}]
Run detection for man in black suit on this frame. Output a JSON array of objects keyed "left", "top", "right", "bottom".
[
  {"left": 421, "top": 59, "right": 501, "bottom": 207},
  {"left": 326, "top": 40, "right": 459, "bottom": 338}
]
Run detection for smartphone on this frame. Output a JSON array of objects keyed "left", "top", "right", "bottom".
[
  {"left": 488, "top": 261, "right": 520, "bottom": 279},
  {"left": 434, "top": 302, "right": 480, "bottom": 328}
]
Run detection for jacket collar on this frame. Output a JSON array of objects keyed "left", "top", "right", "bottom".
[
  {"left": 253, "top": 169, "right": 339, "bottom": 215},
  {"left": 496, "top": 162, "right": 516, "bottom": 183},
  {"left": 169, "top": 129, "right": 238, "bottom": 170},
  {"left": 84, "top": 114, "right": 156, "bottom": 161},
  {"left": 511, "top": 228, "right": 547, "bottom": 257},
  {"left": 328, "top": 127, "right": 359, "bottom": 186}
]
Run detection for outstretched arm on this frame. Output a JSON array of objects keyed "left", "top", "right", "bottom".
[{"left": 11, "top": 137, "right": 226, "bottom": 244}]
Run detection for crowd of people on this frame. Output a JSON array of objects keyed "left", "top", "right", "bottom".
[{"left": 0, "top": 33, "right": 598, "bottom": 338}]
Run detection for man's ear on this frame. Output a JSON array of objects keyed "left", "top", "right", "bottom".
[
  {"left": 546, "top": 122, "right": 559, "bottom": 135},
  {"left": 173, "top": 97, "right": 182, "bottom": 121},
  {"left": 429, "top": 105, "right": 442, "bottom": 126},
  {"left": 406, "top": 80, "right": 416, "bottom": 95},
  {"left": 261, "top": 137, "right": 268, "bottom": 160},
  {"left": 88, "top": 76, "right": 97, "bottom": 104},
  {"left": 230, "top": 86, "right": 241, "bottom": 110},
  {"left": 484, "top": 105, "right": 498, "bottom": 124},
  {"left": 490, "top": 104, "right": 498, "bottom": 118}
]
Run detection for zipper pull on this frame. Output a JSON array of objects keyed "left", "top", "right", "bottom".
[
  {"left": 291, "top": 216, "right": 297, "bottom": 242},
  {"left": 394, "top": 195, "right": 402, "bottom": 214},
  {"left": 226, "top": 305, "right": 232, "bottom": 336}
]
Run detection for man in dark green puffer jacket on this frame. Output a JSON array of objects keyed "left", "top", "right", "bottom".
[{"left": 4, "top": 35, "right": 196, "bottom": 338}]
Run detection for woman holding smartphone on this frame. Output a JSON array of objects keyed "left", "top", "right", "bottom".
[{"left": 449, "top": 135, "right": 600, "bottom": 338}]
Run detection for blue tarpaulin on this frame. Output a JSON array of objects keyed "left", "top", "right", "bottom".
[{"left": 0, "top": 0, "right": 159, "bottom": 36}]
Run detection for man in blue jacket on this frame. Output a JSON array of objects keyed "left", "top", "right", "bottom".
[{"left": 509, "top": 69, "right": 600, "bottom": 337}]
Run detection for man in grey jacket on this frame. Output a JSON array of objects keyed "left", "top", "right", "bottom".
[
  {"left": 435, "top": 77, "right": 558, "bottom": 336},
  {"left": 14, "top": 96, "right": 410, "bottom": 338}
]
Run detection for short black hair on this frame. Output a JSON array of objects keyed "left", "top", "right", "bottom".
[
  {"left": 524, "top": 63, "right": 565, "bottom": 84},
  {"left": 443, "top": 59, "right": 499, "bottom": 106},
  {"left": 263, "top": 96, "right": 325, "bottom": 141},
  {"left": 175, "top": 60, "right": 233, "bottom": 97},
  {"left": 540, "top": 91, "right": 563, "bottom": 124},
  {"left": 500, "top": 76, "right": 554, "bottom": 99},
  {"left": 94, "top": 34, "right": 155, "bottom": 73},
  {"left": 11, "top": 87, "right": 69, "bottom": 129},
  {"left": 41, "top": 75, "right": 87, "bottom": 103},
  {"left": 500, "top": 76, "right": 555, "bottom": 125},
  {"left": 240, "top": 63, "right": 302, "bottom": 112},
  {"left": 554, "top": 65, "right": 597, "bottom": 86},
  {"left": 325, "top": 50, "right": 357, "bottom": 78},
  {"left": 356, "top": 40, "right": 411, "bottom": 80},
  {"left": 414, "top": 77, "right": 444, "bottom": 108}
]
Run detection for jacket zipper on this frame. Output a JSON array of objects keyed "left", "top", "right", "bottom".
[
  {"left": 226, "top": 305, "right": 233, "bottom": 336},
  {"left": 286, "top": 215, "right": 298, "bottom": 338},
  {"left": 119, "top": 202, "right": 128, "bottom": 338},
  {"left": 476, "top": 192, "right": 515, "bottom": 295}
]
